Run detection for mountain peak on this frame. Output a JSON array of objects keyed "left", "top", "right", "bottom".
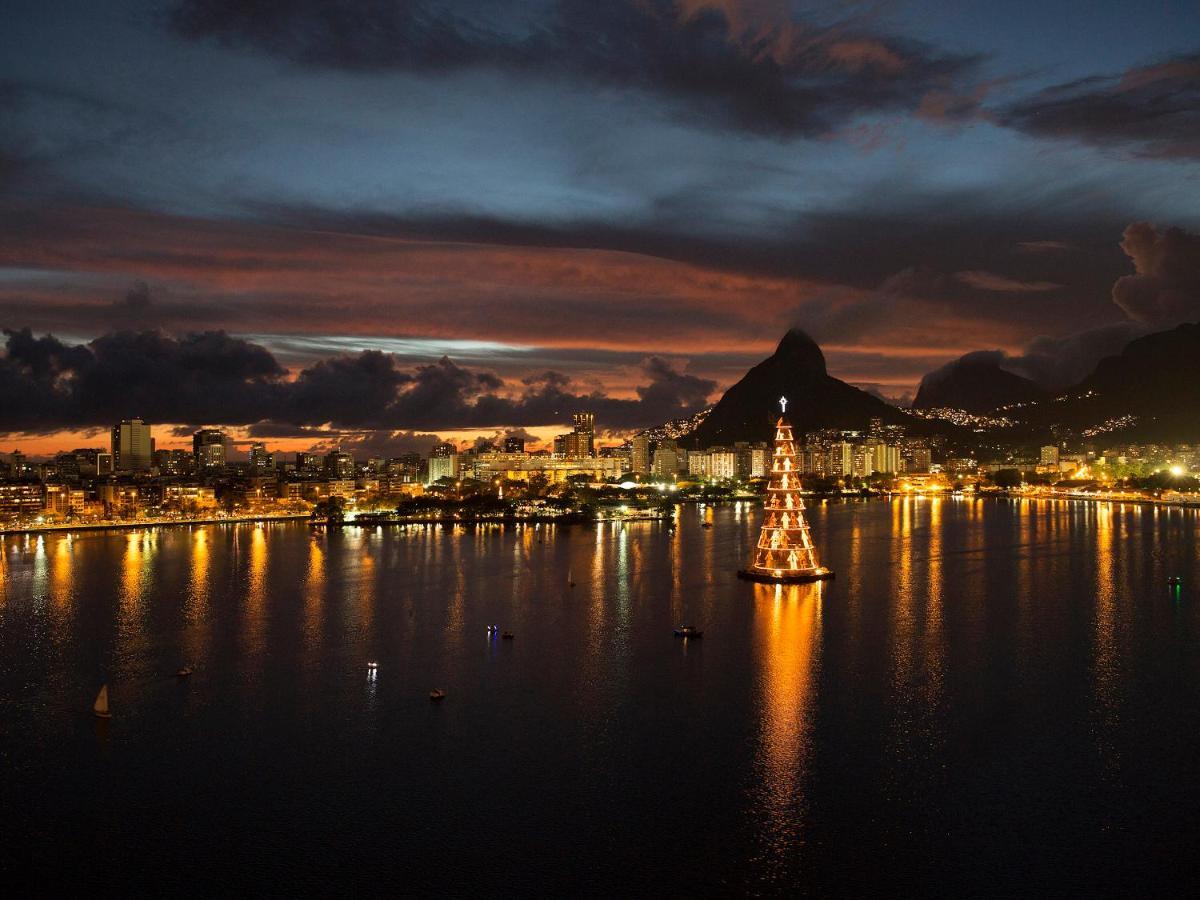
[
  {"left": 774, "top": 328, "right": 826, "bottom": 376},
  {"left": 687, "top": 328, "right": 905, "bottom": 446}
]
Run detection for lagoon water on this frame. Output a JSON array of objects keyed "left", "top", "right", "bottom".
[{"left": 3, "top": 498, "right": 1200, "bottom": 894}]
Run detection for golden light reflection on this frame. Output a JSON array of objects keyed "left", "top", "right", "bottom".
[
  {"left": 1093, "top": 502, "right": 1120, "bottom": 767},
  {"left": 303, "top": 536, "right": 325, "bottom": 651},
  {"left": 188, "top": 528, "right": 210, "bottom": 617},
  {"left": 243, "top": 525, "right": 268, "bottom": 659},
  {"left": 922, "top": 497, "right": 945, "bottom": 722},
  {"left": 116, "top": 530, "right": 155, "bottom": 664},
  {"left": 181, "top": 527, "right": 212, "bottom": 673},
  {"left": 121, "top": 531, "right": 145, "bottom": 612},
  {"left": 48, "top": 535, "right": 74, "bottom": 636},
  {"left": 751, "top": 581, "right": 822, "bottom": 871}
]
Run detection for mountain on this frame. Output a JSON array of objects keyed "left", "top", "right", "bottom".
[
  {"left": 913, "top": 354, "right": 1048, "bottom": 413},
  {"left": 1050, "top": 322, "right": 1200, "bottom": 439},
  {"left": 687, "top": 329, "right": 913, "bottom": 446}
]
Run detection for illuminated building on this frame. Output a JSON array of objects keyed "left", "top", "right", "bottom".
[
  {"left": 193, "top": 428, "right": 228, "bottom": 471},
  {"left": 631, "top": 435, "right": 651, "bottom": 474},
  {"left": 1040, "top": 445, "right": 1060, "bottom": 467},
  {"left": 652, "top": 440, "right": 685, "bottom": 479},
  {"left": 112, "top": 418, "right": 153, "bottom": 472},
  {"left": 249, "top": 442, "right": 275, "bottom": 472},
  {"left": 427, "top": 443, "right": 459, "bottom": 484},
  {"left": 324, "top": 450, "right": 355, "bottom": 479},
  {"left": 154, "top": 449, "right": 195, "bottom": 476},
  {"left": 503, "top": 436, "right": 526, "bottom": 454},
  {"left": 295, "top": 452, "right": 322, "bottom": 474},
  {"left": 871, "top": 443, "right": 901, "bottom": 474},
  {"left": 734, "top": 442, "right": 769, "bottom": 479},
  {"left": 0, "top": 482, "right": 45, "bottom": 519},
  {"left": 826, "top": 442, "right": 853, "bottom": 477},
  {"left": 906, "top": 447, "right": 932, "bottom": 473},
  {"left": 738, "top": 398, "right": 833, "bottom": 584},
  {"left": 690, "top": 447, "right": 737, "bottom": 480}
]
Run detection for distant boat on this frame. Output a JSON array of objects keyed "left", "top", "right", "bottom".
[
  {"left": 673, "top": 625, "right": 703, "bottom": 638},
  {"left": 429, "top": 689, "right": 446, "bottom": 701},
  {"left": 93, "top": 685, "right": 111, "bottom": 718},
  {"left": 176, "top": 667, "right": 193, "bottom": 678},
  {"left": 487, "top": 624, "right": 499, "bottom": 636},
  {"left": 1169, "top": 576, "right": 1183, "bottom": 586},
  {"left": 701, "top": 521, "right": 713, "bottom": 528},
  {"left": 501, "top": 631, "right": 514, "bottom": 640}
]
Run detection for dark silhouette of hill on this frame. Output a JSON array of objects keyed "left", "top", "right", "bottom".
[
  {"left": 687, "top": 329, "right": 914, "bottom": 446},
  {"left": 1046, "top": 322, "right": 1200, "bottom": 440},
  {"left": 913, "top": 354, "right": 1048, "bottom": 413}
]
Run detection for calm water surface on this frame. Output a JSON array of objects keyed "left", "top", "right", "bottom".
[{"left": 3, "top": 498, "right": 1200, "bottom": 895}]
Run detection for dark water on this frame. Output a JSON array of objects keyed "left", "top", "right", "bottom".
[{"left": 3, "top": 498, "right": 1200, "bottom": 895}]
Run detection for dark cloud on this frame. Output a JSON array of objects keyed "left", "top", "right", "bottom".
[
  {"left": 1007, "top": 322, "right": 1151, "bottom": 390},
  {"left": 1111, "top": 222, "right": 1200, "bottom": 324},
  {"left": 855, "top": 382, "right": 913, "bottom": 408},
  {"left": 635, "top": 356, "right": 715, "bottom": 415},
  {"left": 0, "top": 328, "right": 715, "bottom": 434},
  {"left": 168, "top": 0, "right": 981, "bottom": 137},
  {"left": 998, "top": 52, "right": 1200, "bottom": 158}
]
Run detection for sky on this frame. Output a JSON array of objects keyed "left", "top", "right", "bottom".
[{"left": 1, "top": 0, "right": 1199, "bottom": 456}]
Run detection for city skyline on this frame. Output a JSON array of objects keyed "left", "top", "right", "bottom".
[{"left": 3, "top": 2, "right": 1199, "bottom": 456}]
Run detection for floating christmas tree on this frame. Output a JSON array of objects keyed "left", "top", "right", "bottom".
[{"left": 738, "top": 396, "right": 834, "bottom": 583}]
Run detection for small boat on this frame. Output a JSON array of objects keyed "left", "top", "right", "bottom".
[
  {"left": 429, "top": 689, "right": 446, "bottom": 701},
  {"left": 176, "top": 667, "right": 193, "bottom": 678},
  {"left": 673, "top": 625, "right": 703, "bottom": 638},
  {"left": 486, "top": 624, "right": 499, "bottom": 636},
  {"left": 501, "top": 631, "right": 514, "bottom": 640},
  {"left": 93, "top": 684, "right": 112, "bottom": 719},
  {"left": 1168, "top": 576, "right": 1183, "bottom": 586},
  {"left": 701, "top": 522, "right": 713, "bottom": 529}
]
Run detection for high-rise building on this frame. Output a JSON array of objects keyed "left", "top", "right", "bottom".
[
  {"left": 631, "top": 435, "right": 652, "bottom": 474},
  {"left": 112, "top": 419, "right": 153, "bottom": 472},
  {"left": 652, "top": 440, "right": 685, "bottom": 479},
  {"left": 427, "top": 442, "right": 459, "bottom": 484},
  {"left": 296, "top": 452, "right": 322, "bottom": 474},
  {"left": 249, "top": 441, "right": 275, "bottom": 472},
  {"left": 503, "top": 436, "right": 526, "bottom": 454},
  {"left": 572, "top": 412, "right": 595, "bottom": 435},
  {"left": 324, "top": 450, "right": 355, "bottom": 480},
  {"left": 154, "top": 449, "right": 195, "bottom": 477},
  {"left": 907, "top": 447, "right": 932, "bottom": 473},
  {"left": 707, "top": 447, "right": 737, "bottom": 480},
  {"left": 852, "top": 446, "right": 874, "bottom": 478},
  {"left": 1040, "top": 445, "right": 1060, "bottom": 467},
  {"left": 826, "top": 442, "right": 854, "bottom": 477},
  {"left": 871, "top": 443, "right": 901, "bottom": 474},
  {"left": 193, "top": 428, "right": 228, "bottom": 471}
]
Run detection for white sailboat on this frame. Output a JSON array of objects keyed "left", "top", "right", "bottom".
[{"left": 93, "top": 684, "right": 111, "bottom": 719}]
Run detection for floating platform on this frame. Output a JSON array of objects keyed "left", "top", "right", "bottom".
[{"left": 737, "top": 567, "right": 835, "bottom": 584}]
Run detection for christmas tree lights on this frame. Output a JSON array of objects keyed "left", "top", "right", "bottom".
[{"left": 738, "top": 397, "right": 834, "bottom": 584}]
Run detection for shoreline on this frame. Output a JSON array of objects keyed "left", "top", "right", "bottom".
[
  {"left": 0, "top": 512, "right": 312, "bottom": 537},
  {"left": 4, "top": 491, "right": 1199, "bottom": 538}
]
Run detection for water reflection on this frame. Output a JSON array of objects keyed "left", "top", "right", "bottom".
[
  {"left": 243, "top": 526, "right": 268, "bottom": 663},
  {"left": 116, "top": 531, "right": 155, "bottom": 668},
  {"left": 182, "top": 528, "right": 211, "bottom": 673},
  {"left": 303, "top": 536, "right": 325, "bottom": 653},
  {"left": 750, "top": 581, "right": 822, "bottom": 879},
  {"left": 1093, "top": 502, "right": 1120, "bottom": 770}
]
